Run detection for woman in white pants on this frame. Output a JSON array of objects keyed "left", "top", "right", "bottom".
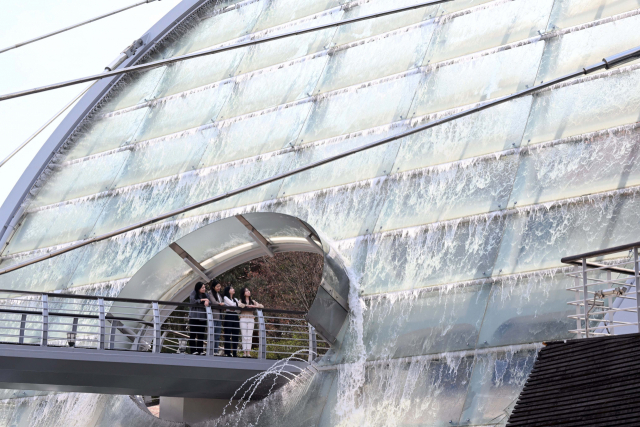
[{"left": 238, "top": 287, "right": 263, "bottom": 357}]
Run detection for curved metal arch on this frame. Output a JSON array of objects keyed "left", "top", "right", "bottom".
[
  {"left": 114, "top": 213, "right": 349, "bottom": 347},
  {"left": 0, "top": 0, "right": 209, "bottom": 250}
]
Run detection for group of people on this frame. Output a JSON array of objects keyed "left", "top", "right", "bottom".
[{"left": 188, "top": 280, "right": 263, "bottom": 357}]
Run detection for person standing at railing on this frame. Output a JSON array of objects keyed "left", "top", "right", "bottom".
[
  {"left": 223, "top": 286, "right": 243, "bottom": 357},
  {"left": 189, "top": 282, "right": 210, "bottom": 355},
  {"left": 238, "top": 287, "right": 263, "bottom": 358},
  {"left": 207, "top": 279, "right": 225, "bottom": 356}
]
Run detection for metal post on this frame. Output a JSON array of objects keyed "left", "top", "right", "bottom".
[
  {"left": 582, "top": 258, "right": 589, "bottom": 338},
  {"left": 574, "top": 266, "right": 581, "bottom": 338},
  {"left": 205, "top": 305, "right": 214, "bottom": 356},
  {"left": 634, "top": 247, "right": 640, "bottom": 333},
  {"left": 41, "top": 294, "right": 48, "bottom": 346},
  {"left": 98, "top": 298, "right": 106, "bottom": 350},
  {"left": 18, "top": 313, "right": 26, "bottom": 344},
  {"left": 257, "top": 309, "right": 266, "bottom": 360},
  {"left": 308, "top": 325, "right": 317, "bottom": 363},
  {"left": 152, "top": 302, "right": 161, "bottom": 353},
  {"left": 607, "top": 270, "right": 612, "bottom": 335},
  {"left": 109, "top": 320, "right": 118, "bottom": 350}
]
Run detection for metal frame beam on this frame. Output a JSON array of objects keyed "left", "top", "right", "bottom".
[
  {"left": 235, "top": 215, "right": 275, "bottom": 258},
  {"left": 169, "top": 242, "right": 210, "bottom": 282}
]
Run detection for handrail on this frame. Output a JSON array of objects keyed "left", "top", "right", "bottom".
[
  {"left": 0, "top": 288, "right": 306, "bottom": 315},
  {"left": 561, "top": 241, "right": 640, "bottom": 264}
]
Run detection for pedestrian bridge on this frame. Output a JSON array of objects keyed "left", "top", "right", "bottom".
[{"left": 0, "top": 213, "right": 350, "bottom": 401}]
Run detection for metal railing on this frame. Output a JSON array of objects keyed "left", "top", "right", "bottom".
[
  {"left": 562, "top": 242, "right": 640, "bottom": 338},
  {"left": 0, "top": 289, "right": 329, "bottom": 361}
]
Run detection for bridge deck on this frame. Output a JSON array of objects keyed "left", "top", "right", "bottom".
[{"left": 0, "top": 343, "right": 306, "bottom": 399}]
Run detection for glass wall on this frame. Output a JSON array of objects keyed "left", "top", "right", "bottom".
[{"left": 3, "top": 0, "right": 640, "bottom": 425}]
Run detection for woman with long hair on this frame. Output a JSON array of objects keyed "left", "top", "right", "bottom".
[
  {"left": 188, "top": 281, "right": 210, "bottom": 355},
  {"left": 238, "top": 287, "right": 263, "bottom": 357},
  {"left": 222, "top": 286, "right": 243, "bottom": 357},
  {"left": 208, "top": 279, "right": 225, "bottom": 356}
]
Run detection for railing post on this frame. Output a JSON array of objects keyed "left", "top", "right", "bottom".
[
  {"left": 152, "top": 302, "right": 161, "bottom": 353},
  {"left": 98, "top": 298, "right": 106, "bottom": 350},
  {"left": 205, "top": 305, "right": 214, "bottom": 356},
  {"left": 18, "top": 313, "right": 27, "bottom": 344},
  {"left": 634, "top": 247, "right": 640, "bottom": 333},
  {"left": 41, "top": 294, "right": 48, "bottom": 346},
  {"left": 308, "top": 324, "right": 317, "bottom": 363},
  {"left": 573, "top": 266, "right": 581, "bottom": 338},
  {"left": 606, "top": 270, "right": 613, "bottom": 335},
  {"left": 582, "top": 258, "right": 589, "bottom": 338},
  {"left": 257, "top": 309, "right": 266, "bottom": 360}
]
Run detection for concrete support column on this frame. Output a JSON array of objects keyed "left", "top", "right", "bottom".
[{"left": 159, "top": 397, "right": 237, "bottom": 424}]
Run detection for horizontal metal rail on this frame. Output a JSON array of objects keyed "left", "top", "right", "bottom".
[
  {"left": 0, "top": 44, "right": 639, "bottom": 277},
  {"left": 0, "top": 0, "right": 453, "bottom": 101},
  {"left": 0, "top": 291, "right": 324, "bottom": 361}
]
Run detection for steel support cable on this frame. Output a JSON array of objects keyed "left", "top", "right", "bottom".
[
  {"left": 0, "top": 46, "right": 638, "bottom": 276},
  {"left": 0, "top": 0, "right": 160, "bottom": 55},
  {"left": 0, "top": 83, "right": 95, "bottom": 169},
  {"left": 0, "top": 0, "right": 454, "bottom": 102}
]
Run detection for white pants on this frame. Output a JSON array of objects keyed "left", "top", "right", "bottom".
[{"left": 240, "top": 316, "right": 255, "bottom": 352}]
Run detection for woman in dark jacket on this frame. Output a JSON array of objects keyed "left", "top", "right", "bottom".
[
  {"left": 223, "top": 286, "right": 243, "bottom": 357},
  {"left": 189, "top": 282, "right": 209, "bottom": 355}
]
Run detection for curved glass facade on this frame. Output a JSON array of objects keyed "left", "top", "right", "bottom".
[{"left": 2, "top": 0, "right": 640, "bottom": 425}]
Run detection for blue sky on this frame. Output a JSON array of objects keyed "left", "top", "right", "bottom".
[{"left": 0, "top": 0, "right": 182, "bottom": 206}]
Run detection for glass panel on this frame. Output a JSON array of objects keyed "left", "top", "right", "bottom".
[
  {"left": 425, "top": 0, "right": 554, "bottom": 64},
  {"left": 62, "top": 107, "right": 149, "bottom": 161},
  {"left": 393, "top": 96, "right": 532, "bottom": 173},
  {"left": 375, "top": 152, "right": 519, "bottom": 232},
  {"left": 523, "top": 68, "right": 640, "bottom": 145},
  {"left": 217, "top": 56, "right": 328, "bottom": 119},
  {"left": 89, "top": 178, "right": 190, "bottom": 237},
  {"left": 268, "top": 176, "right": 388, "bottom": 240},
  {"left": 494, "top": 192, "right": 640, "bottom": 275},
  {"left": 152, "top": 48, "right": 247, "bottom": 99},
  {"left": 315, "top": 21, "right": 435, "bottom": 94},
  {"left": 332, "top": 0, "right": 439, "bottom": 47},
  {"left": 177, "top": 151, "right": 296, "bottom": 220},
  {"left": 237, "top": 21, "right": 339, "bottom": 75},
  {"left": 243, "top": 212, "right": 310, "bottom": 240},
  {"left": 133, "top": 82, "right": 234, "bottom": 142},
  {"left": 115, "top": 245, "right": 191, "bottom": 301},
  {"left": 509, "top": 127, "right": 640, "bottom": 208},
  {"left": 477, "top": 272, "right": 575, "bottom": 348},
  {"left": 438, "top": 0, "right": 496, "bottom": 14},
  {"left": 111, "top": 131, "right": 209, "bottom": 189},
  {"left": 28, "top": 150, "right": 130, "bottom": 208},
  {"left": 547, "top": 0, "right": 640, "bottom": 30},
  {"left": 252, "top": 0, "right": 341, "bottom": 32},
  {"left": 157, "top": 1, "right": 266, "bottom": 58},
  {"left": 198, "top": 102, "right": 311, "bottom": 168},
  {"left": 69, "top": 225, "right": 181, "bottom": 288},
  {"left": 318, "top": 356, "right": 472, "bottom": 427},
  {"left": 99, "top": 68, "right": 167, "bottom": 113},
  {"left": 354, "top": 214, "right": 506, "bottom": 295},
  {"left": 363, "top": 283, "right": 492, "bottom": 360},
  {"left": 279, "top": 128, "right": 405, "bottom": 197},
  {"left": 176, "top": 216, "right": 254, "bottom": 265},
  {"left": 297, "top": 72, "right": 421, "bottom": 144},
  {"left": 537, "top": 14, "right": 640, "bottom": 85},
  {"left": 3, "top": 197, "right": 109, "bottom": 255},
  {"left": 458, "top": 348, "right": 538, "bottom": 425},
  {"left": 410, "top": 42, "right": 544, "bottom": 117},
  {"left": 0, "top": 248, "right": 86, "bottom": 292}
]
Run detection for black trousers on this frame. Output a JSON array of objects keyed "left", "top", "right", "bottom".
[
  {"left": 223, "top": 313, "right": 240, "bottom": 356},
  {"left": 189, "top": 318, "right": 207, "bottom": 354}
]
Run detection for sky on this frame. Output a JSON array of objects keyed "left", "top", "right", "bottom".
[{"left": 0, "top": 0, "right": 182, "bottom": 207}]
